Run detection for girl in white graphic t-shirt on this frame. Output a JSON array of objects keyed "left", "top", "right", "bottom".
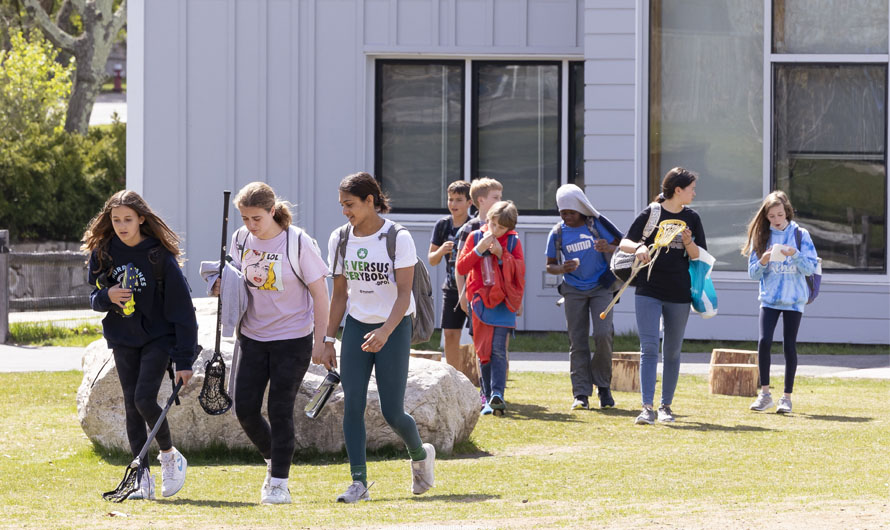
[{"left": 322, "top": 172, "right": 435, "bottom": 504}]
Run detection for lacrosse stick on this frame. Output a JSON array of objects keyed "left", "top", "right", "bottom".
[
  {"left": 599, "top": 220, "right": 687, "bottom": 320},
  {"left": 198, "top": 190, "right": 234, "bottom": 415},
  {"left": 103, "top": 380, "right": 184, "bottom": 502}
]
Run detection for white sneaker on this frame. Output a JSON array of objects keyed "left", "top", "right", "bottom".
[
  {"left": 410, "top": 443, "right": 436, "bottom": 495},
  {"left": 127, "top": 467, "right": 155, "bottom": 500},
  {"left": 750, "top": 392, "right": 774, "bottom": 411},
  {"left": 158, "top": 448, "right": 187, "bottom": 498},
  {"left": 776, "top": 396, "right": 793, "bottom": 414},
  {"left": 261, "top": 481, "right": 291, "bottom": 505},
  {"left": 336, "top": 481, "right": 371, "bottom": 503}
]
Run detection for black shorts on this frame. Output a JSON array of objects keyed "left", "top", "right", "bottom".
[{"left": 441, "top": 289, "right": 468, "bottom": 330}]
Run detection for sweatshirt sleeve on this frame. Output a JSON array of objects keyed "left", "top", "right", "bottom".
[
  {"left": 456, "top": 230, "right": 481, "bottom": 275},
  {"left": 87, "top": 251, "right": 114, "bottom": 312},
  {"left": 162, "top": 255, "right": 198, "bottom": 371},
  {"left": 792, "top": 228, "right": 819, "bottom": 277},
  {"left": 748, "top": 246, "right": 767, "bottom": 280}
]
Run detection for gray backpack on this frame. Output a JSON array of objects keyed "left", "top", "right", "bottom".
[{"left": 332, "top": 222, "right": 434, "bottom": 345}]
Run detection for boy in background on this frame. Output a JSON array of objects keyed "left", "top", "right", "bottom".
[
  {"left": 454, "top": 178, "right": 503, "bottom": 314},
  {"left": 428, "top": 181, "right": 472, "bottom": 371}
]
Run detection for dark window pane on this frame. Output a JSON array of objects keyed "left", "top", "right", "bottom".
[
  {"left": 570, "top": 61, "right": 584, "bottom": 188},
  {"left": 649, "top": 0, "right": 763, "bottom": 271},
  {"left": 774, "top": 64, "right": 887, "bottom": 271},
  {"left": 377, "top": 61, "right": 464, "bottom": 210},
  {"left": 475, "top": 63, "right": 560, "bottom": 212},
  {"left": 774, "top": 0, "right": 888, "bottom": 54}
]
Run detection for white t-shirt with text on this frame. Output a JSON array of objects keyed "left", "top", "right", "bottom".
[{"left": 327, "top": 219, "right": 417, "bottom": 324}]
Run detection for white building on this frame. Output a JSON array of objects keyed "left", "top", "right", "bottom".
[{"left": 129, "top": 0, "right": 890, "bottom": 344}]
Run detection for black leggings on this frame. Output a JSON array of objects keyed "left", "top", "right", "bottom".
[
  {"left": 235, "top": 333, "right": 312, "bottom": 479},
  {"left": 758, "top": 307, "right": 802, "bottom": 394},
  {"left": 113, "top": 335, "right": 176, "bottom": 466}
]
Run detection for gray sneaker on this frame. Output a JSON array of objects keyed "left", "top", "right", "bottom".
[
  {"left": 411, "top": 443, "right": 436, "bottom": 495},
  {"left": 657, "top": 405, "right": 675, "bottom": 423},
  {"left": 750, "top": 392, "right": 774, "bottom": 411},
  {"left": 336, "top": 481, "right": 371, "bottom": 503},
  {"left": 776, "top": 396, "right": 792, "bottom": 414},
  {"left": 634, "top": 407, "right": 656, "bottom": 425}
]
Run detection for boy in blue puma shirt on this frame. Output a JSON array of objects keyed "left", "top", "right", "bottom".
[{"left": 545, "top": 184, "right": 623, "bottom": 411}]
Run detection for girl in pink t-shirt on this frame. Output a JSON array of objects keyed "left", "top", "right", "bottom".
[{"left": 218, "top": 182, "right": 330, "bottom": 504}]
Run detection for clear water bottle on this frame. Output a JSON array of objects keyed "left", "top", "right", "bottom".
[
  {"left": 481, "top": 254, "right": 495, "bottom": 286},
  {"left": 305, "top": 370, "right": 341, "bottom": 419}
]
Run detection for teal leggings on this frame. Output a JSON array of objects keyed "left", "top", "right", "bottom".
[{"left": 341, "top": 315, "right": 422, "bottom": 468}]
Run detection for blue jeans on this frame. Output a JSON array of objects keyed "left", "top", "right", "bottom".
[
  {"left": 635, "top": 294, "right": 690, "bottom": 407},
  {"left": 480, "top": 326, "right": 509, "bottom": 399}
]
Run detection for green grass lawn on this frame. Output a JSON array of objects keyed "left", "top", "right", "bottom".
[
  {"left": 8, "top": 321, "right": 103, "bottom": 347},
  {"left": 0, "top": 371, "right": 887, "bottom": 528}
]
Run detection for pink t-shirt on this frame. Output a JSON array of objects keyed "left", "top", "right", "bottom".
[{"left": 237, "top": 229, "right": 327, "bottom": 341}]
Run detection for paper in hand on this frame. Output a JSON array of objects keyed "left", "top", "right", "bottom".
[{"left": 770, "top": 244, "right": 792, "bottom": 262}]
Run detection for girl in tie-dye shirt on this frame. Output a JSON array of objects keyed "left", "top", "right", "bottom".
[{"left": 743, "top": 191, "right": 819, "bottom": 414}]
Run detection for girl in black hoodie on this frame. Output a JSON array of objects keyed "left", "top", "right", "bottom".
[{"left": 82, "top": 190, "right": 197, "bottom": 501}]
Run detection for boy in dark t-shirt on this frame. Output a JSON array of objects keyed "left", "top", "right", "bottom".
[{"left": 428, "top": 181, "right": 472, "bottom": 370}]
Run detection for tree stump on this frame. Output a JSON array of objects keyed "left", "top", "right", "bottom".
[
  {"left": 710, "top": 348, "right": 758, "bottom": 366},
  {"left": 451, "top": 344, "right": 480, "bottom": 387},
  {"left": 710, "top": 349, "right": 758, "bottom": 387},
  {"left": 709, "top": 364, "right": 759, "bottom": 396},
  {"left": 611, "top": 352, "right": 640, "bottom": 393},
  {"left": 410, "top": 350, "right": 442, "bottom": 361}
]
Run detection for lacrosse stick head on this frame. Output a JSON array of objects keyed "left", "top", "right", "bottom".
[
  {"left": 102, "top": 458, "right": 142, "bottom": 502},
  {"left": 652, "top": 219, "right": 687, "bottom": 250},
  {"left": 199, "top": 352, "right": 233, "bottom": 415}
]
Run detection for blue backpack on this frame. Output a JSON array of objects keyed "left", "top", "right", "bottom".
[{"left": 794, "top": 227, "right": 821, "bottom": 304}]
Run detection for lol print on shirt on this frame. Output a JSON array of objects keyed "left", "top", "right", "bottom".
[{"left": 241, "top": 248, "right": 284, "bottom": 291}]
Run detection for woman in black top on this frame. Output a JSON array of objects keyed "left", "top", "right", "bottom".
[{"left": 618, "top": 168, "right": 707, "bottom": 425}]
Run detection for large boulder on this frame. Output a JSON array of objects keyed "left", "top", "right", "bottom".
[{"left": 77, "top": 298, "right": 480, "bottom": 454}]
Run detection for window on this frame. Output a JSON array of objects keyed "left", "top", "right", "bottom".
[
  {"left": 569, "top": 61, "right": 585, "bottom": 188},
  {"left": 375, "top": 59, "right": 584, "bottom": 214},
  {"left": 473, "top": 62, "right": 561, "bottom": 213},
  {"left": 773, "top": 64, "right": 887, "bottom": 271},
  {"left": 650, "top": 0, "right": 888, "bottom": 273},
  {"left": 375, "top": 61, "right": 464, "bottom": 211},
  {"left": 649, "top": 0, "right": 764, "bottom": 271},
  {"left": 773, "top": 0, "right": 888, "bottom": 54}
]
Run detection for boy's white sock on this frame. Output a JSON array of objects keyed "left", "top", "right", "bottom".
[{"left": 269, "top": 477, "right": 288, "bottom": 489}]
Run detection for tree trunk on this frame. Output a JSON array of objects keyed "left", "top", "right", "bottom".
[
  {"left": 708, "top": 364, "right": 759, "bottom": 397},
  {"left": 611, "top": 352, "right": 640, "bottom": 393}
]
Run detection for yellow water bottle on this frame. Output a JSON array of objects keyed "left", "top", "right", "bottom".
[{"left": 121, "top": 263, "right": 136, "bottom": 317}]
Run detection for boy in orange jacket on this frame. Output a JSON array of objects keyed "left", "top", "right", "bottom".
[{"left": 456, "top": 201, "right": 524, "bottom": 415}]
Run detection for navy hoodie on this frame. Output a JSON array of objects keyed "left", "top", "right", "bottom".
[{"left": 88, "top": 235, "right": 198, "bottom": 371}]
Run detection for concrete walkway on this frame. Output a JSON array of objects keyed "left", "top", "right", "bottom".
[
  {"left": 3, "top": 305, "right": 887, "bottom": 377},
  {"left": 1, "top": 342, "right": 887, "bottom": 378}
]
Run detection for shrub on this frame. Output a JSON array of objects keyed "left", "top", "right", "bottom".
[{"left": 0, "top": 31, "right": 125, "bottom": 242}]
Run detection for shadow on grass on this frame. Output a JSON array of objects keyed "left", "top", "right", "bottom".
[
  {"left": 409, "top": 493, "right": 500, "bottom": 503},
  {"left": 665, "top": 421, "right": 775, "bottom": 432},
  {"left": 591, "top": 407, "right": 638, "bottom": 418},
  {"left": 500, "top": 402, "right": 582, "bottom": 423},
  {"left": 160, "top": 498, "right": 255, "bottom": 508},
  {"left": 795, "top": 413, "right": 874, "bottom": 423}
]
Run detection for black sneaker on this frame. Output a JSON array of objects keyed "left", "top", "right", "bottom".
[
  {"left": 571, "top": 395, "right": 589, "bottom": 410},
  {"left": 598, "top": 387, "right": 615, "bottom": 408}
]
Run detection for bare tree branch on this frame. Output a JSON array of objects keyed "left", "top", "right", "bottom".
[{"left": 21, "top": 0, "right": 77, "bottom": 51}]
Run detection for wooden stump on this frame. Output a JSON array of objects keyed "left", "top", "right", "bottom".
[
  {"left": 611, "top": 351, "right": 640, "bottom": 393},
  {"left": 710, "top": 349, "right": 759, "bottom": 387},
  {"left": 710, "top": 348, "right": 758, "bottom": 366},
  {"left": 709, "top": 364, "right": 759, "bottom": 396},
  {"left": 410, "top": 350, "right": 442, "bottom": 361},
  {"left": 448, "top": 344, "right": 480, "bottom": 387}
]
